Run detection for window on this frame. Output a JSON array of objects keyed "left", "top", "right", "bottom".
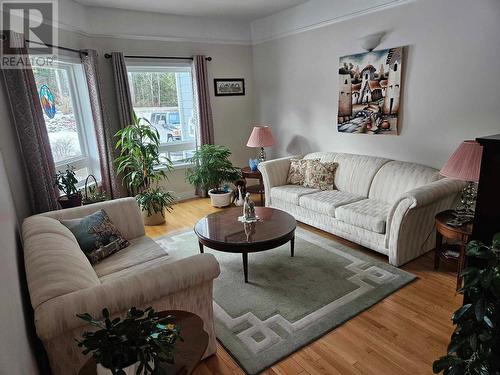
[
  {"left": 126, "top": 64, "right": 198, "bottom": 167},
  {"left": 32, "top": 56, "right": 100, "bottom": 185}
]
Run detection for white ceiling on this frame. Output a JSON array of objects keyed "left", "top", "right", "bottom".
[{"left": 73, "top": 0, "right": 310, "bottom": 20}]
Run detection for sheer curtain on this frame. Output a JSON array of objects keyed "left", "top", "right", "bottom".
[
  {"left": 81, "top": 49, "right": 127, "bottom": 198},
  {"left": 0, "top": 31, "right": 59, "bottom": 213}
]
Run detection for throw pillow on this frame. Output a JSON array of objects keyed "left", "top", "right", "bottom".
[
  {"left": 303, "top": 160, "right": 338, "bottom": 190},
  {"left": 287, "top": 159, "right": 317, "bottom": 185},
  {"left": 60, "top": 210, "right": 129, "bottom": 264}
]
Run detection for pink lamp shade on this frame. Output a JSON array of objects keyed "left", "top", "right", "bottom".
[
  {"left": 440, "top": 140, "right": 483, "bottom": 182},
  {"left": 246, "top": 126, "right": 275, "bottom": 148}
]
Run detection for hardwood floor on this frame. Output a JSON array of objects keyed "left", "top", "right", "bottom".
[{"left": 145, "top": 197, "right": 461, "bottom": 375}]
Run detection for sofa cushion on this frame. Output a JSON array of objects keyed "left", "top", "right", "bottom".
[
  {"left": 60, "top": 210, "right": 129, "bottom": 264},
  {"left": 299, "top": 190, "right": 364, "bottom": 216},
  {"left": 304, "top": 160, "right": 338, "bottom": 190},
  {"left": 270, "top": 185, "right": 320, "bottom": 205},
  {"left": 368, "top": 161, "right": 440, "bottom": 204},
  {"left": 93, "top": 236, "right": 167, "bottom": 277},
  {"left": 335, "top": 199, "right": 391, "bottom": 234}
]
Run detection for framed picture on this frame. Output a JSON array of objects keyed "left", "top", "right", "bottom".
[
  {"left": 214, "top": 78, "right": 245, "bottom": 96},
  {"left": 337, "top": 46, "right": 404, "bottom": 135}
]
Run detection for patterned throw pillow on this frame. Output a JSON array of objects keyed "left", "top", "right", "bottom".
[
  {"left": 287, "top": 159, "right": 318, "bottom": 185},
  {"left": 303, "top": 160, "right": 338, "bottom": 190},
  {"left": 60, "top": 210, "right": 129, "bottom": 264}
]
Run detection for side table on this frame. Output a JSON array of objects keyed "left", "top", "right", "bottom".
[
  {"left": 241, "top": 166, "right": 264, "bottom": 206},
  {"left": 78, "top": 310, "right": 208, "bottom": 375},
  {"left": 434, "top": 210, "right": 473, "bottom": 291}
]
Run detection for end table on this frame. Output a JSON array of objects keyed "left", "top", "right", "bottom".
[
  {"left": 78, "top": 310, "right": 208, "bottom": 375},
  {"left": 434, "top": 210, "right": 473, "bottom": 291},
  {"left": 241, "top": 166, "right": 264, "bottom": 206}
]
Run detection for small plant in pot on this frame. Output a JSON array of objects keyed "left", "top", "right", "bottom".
[
  {"left": 433, "top": 233, "right": 500, "bottom": 375},
  {"left": 185, "top": 144, "right": 241, "bottom": 207},
  {"left": 115, "top": 113, "right": 175, "bottom": 225},
  {"left": 55, "top": 166, "right": 82, "bottom": 209},
  {"left": 77, "top": 306, "right": 182, "bottom": 375}
]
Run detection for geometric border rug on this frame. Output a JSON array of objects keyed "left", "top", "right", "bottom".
[{"left": 156, "top": 227, "right": 416, "bottom": 375}]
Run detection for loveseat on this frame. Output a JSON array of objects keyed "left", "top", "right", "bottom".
[
  {"left": 259, "top": 152, "right": 465, "bottom": 266},
  {"left": 22, "top": 198, "right": 220, "bottom": 375}
]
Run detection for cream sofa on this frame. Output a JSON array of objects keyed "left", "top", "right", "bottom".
[
  {"left": 22, "top": 198, "right": 220, "bottom": 375},
  {"left": 259, "top": 152, "right": 465, "bottom": 266}
]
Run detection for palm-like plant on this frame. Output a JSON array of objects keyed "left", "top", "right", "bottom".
[
  {"left": 185, "top": 144, "right": 241, "bottom": 194},
  {"left": 115, "top": 113, "right": 175, "bottom": 218},
  {"left": 115, "top": 113, "right": 171, "bottom": 195}
]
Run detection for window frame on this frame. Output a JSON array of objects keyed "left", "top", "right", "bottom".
[
  {"left": 126, "top": 62, "right": 198, "bottom": 170},
  {"left": 32, "top": 54, "right": 101, "bottom": 187}
]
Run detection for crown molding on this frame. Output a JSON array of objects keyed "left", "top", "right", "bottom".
[
  {"left": 53, "top": 19, "right": 252, "bottom": 45},
  {"left": 251, "top": 0, "right": 415, "bottom": 45}
]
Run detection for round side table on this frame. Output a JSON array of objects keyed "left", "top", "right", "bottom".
[
  {"left": 434, "top": 210, "right": 473, "bottom": 291},
  {"left": 78, "top": 310, "right": 208, "bottom": 375},
  {"left": 241, "top": 166, "right": 264, "bottom": 206}
]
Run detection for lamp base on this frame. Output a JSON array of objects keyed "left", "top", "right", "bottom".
[
  {"left": 446, "top": 181, "right": 477, "bottom": 227},
  {"left": 258, "top": 147, "right": 266, "bottom": 162}
]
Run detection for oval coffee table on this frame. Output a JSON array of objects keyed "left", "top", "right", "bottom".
[{"left": 194, "top": 207, "right": 297, "bottom": 283}]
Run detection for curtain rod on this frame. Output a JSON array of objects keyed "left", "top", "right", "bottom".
[
  {"left": 25, "top": 39, "right": 88, "bottom": 56},
  {"left": 103, "top": 53, "right": 212, "bottom": 61}
]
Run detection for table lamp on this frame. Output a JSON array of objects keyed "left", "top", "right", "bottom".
[
  {"left": 246, "top": 125, "right": 275, "bottom": 162},
  {"left": 440, "top": 140, "right": 483, "bottom": 223}
]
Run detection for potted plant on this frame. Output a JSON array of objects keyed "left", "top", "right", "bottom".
[
  {"left": 136, "top": 188, "right": 175, "bottom": 226},
  {"left": 185, "top": 144, "right": 241, "bottom": 207},
  {"left": 115, "top": 113, "right": 175, "bottom": 225},
  {"left": 77, "top": 306, "right": 182, "bottom": 375},
  {"left": 55, "top": 166, "right": 82, "bottom": 209},
  {"left": 433, "top": 233, "right": 500, "bottom": 375}
]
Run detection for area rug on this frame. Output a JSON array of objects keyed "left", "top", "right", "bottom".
[{"left": 155, "top": 227, "right": 416, "bottom": 375}]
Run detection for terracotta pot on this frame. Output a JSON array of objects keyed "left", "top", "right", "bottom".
[
  {"left": 58, "top": 194, "right": 82, "bottom": 209},
  {"left": 208, "top": 189, "right": 232, "bottom": 208},
  {"left": 142, "top": 209, "right": 165, "bottom": 226}
]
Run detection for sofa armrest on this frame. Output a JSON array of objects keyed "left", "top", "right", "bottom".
[
  {"left": 402, "top": 178, "right": 466, "bottom": 208},
  {"left": 37, "top": 197, "right": 145, "bottom": 240},
  {"left": 258, "top": 155, "right": 300, "bottom": 206},
  {"left": 386, "top": 178, "right": 465, "bottom": 266},
  {"left": 34, "top": 253, "right": 220, "bottom": 340}
]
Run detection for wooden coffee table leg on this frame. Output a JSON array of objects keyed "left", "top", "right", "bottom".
[
  {"left": 290, "top": 236, "right": 295, "bottom": 257},
  {"left": 199, "top": 242, "right": 204, "bottom": 254},
  {"left": 242, "top": 252, "right": 248, "bottom": 283}
]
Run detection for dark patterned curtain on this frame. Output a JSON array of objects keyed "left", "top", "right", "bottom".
[
  {"left": 81, "top": 50, "right": 126, "bottom": 198},
  {"left": 110, "top": 52, "right": 134, "bottom": 129},
  {"left": 192, "top": 55, "right": 214, "bottom": 145},
  {"left": 0, "top": 31, "right": 59, "bottom": 213}
]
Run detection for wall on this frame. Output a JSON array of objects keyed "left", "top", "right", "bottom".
[
  {"left": 252, "top": 0, "right": 500, "bottom": 168},
  {"left": 0, "top": 154, "right": 41, "bottom": 375}
]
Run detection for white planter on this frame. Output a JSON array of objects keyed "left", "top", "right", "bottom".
[
  {"left": 142, "top": 209, "right": 165, "bottom": 226},
  {"left": 97, "top": 363, "right": 139, "bottom": 375},
  {"left": 208, "top": 189, "right": 232, "bottom": 208}
]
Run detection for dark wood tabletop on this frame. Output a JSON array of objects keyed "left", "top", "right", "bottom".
[
  {"left": 78, "top": 310, "right": 208, "bottom": 375},
  {"left": 194, "top": 207, "right": 297, "bottom": 282}
]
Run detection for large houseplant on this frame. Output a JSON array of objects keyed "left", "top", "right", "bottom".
[
  {"left": 185, "top": 144, "right": 241, "bottom": 207},
  {"left": 115, "top": 113, "right": 175, "bottom": 225},
  {"left": 55, "top": 165, "right": 82, "bottom": 209},
  {"left": 433, "top": 234, "right": 500, "bottom": 375},
  {"left": 77, "top": 307, "right": 182, "bottom": 375}
]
